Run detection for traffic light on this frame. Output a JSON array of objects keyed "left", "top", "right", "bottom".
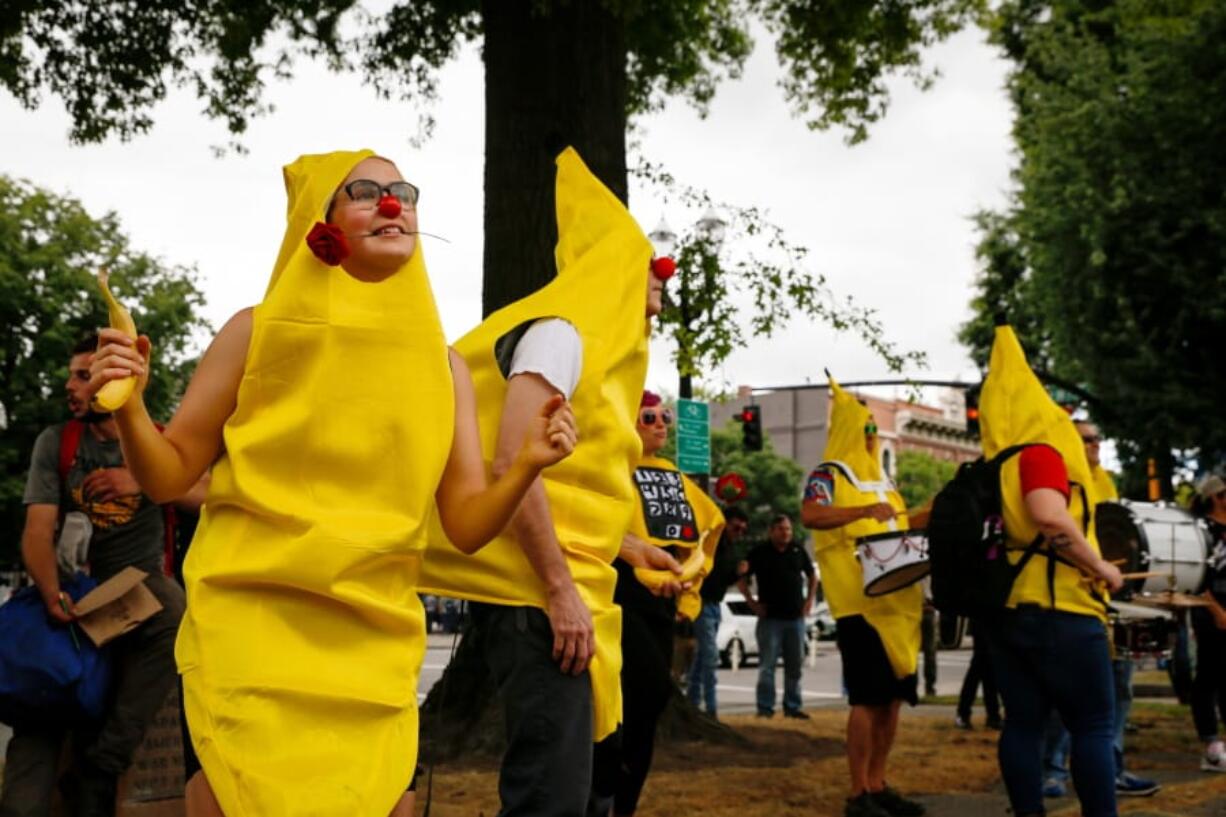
[
  {"left": 740, "top": 405, "right": 763, "bottom": 451},
  {"left": 963, "top": 386, "right": 981, "bottom": 438}
]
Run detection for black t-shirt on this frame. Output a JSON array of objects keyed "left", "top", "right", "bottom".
[
  {"left": 699, "top": 533, "right": 741, "bottom": 605},
  {"left": 744, "top": 542, "right": 815, "bottom": 620}
]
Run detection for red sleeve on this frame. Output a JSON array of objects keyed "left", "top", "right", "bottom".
[{"left": 1018, "top": 445, "right": 1070, "bottom": 499}]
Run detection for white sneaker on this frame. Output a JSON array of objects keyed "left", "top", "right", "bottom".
[{"left": 1201, "top": 740, "right": 1226, "bottom": 772}]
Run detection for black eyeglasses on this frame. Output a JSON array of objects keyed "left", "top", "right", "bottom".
[
  {"left": 342, "top": 179, "right": 420, "bottom": 209},
  {"left": 640, "top": 409, "right": 673, "bottom": 427},
  {"left": 1081, "top": 435, "right": 1102, "bottom": 444}
]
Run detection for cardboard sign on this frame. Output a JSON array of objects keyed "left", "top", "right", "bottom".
[{"left": 74, "top": 567, "right": 163, "bottom": 647}]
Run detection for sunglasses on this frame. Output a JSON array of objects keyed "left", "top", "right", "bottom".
[
  {"left": 1081, "top": 434, "right": 1102, "bottom": 444},
  {"left": 640, "top": 409, "right": 673, "bottom": 427},
  {"left": 342, "top": 179, "right": 420, "bottom": 209},
  {"left": 864, "top": 423, "right": 879, "bottom": 435}
]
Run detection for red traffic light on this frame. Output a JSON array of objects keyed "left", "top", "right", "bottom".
[{"left": 740, "top": 407, "right": 760, "bottom": 423}]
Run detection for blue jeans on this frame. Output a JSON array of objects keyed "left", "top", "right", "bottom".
[
  {"left": 687, "top": 601, "right": 721, "bottom": 714},
  {"left": 756, "top": 617, "right": 804, "bottom": 715},
  {"left": 987, "top": 609, "right": 1117, "bottom": 817},
  {"left": 1043, "top": 657, "right": 1134, "bottom": 782}
]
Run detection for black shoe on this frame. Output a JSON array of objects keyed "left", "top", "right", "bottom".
[
  {"left": 985, "top": 715, "right": 1003, "bottom": 730},
  {"left": 783, "top": 709, "right": 811, "bottom": 720},
  {"left": 755, "top": 709, "right": 774, "bottom": 718},
  {"left": 844, "top": 792, "right": 891, "bottom": 817},
  {"left": 873, "top": 785, "right": 926, "bottom": 817},
  {"left": 954, "top": 714, "right": 972, "bottom": 730},
  {"left": 60, "top": 763, "right": 118, "bottom": 817}
]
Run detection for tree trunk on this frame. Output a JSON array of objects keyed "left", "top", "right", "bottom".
[{"left": 480, "top": 0, "right": 629, "bottom": 315}]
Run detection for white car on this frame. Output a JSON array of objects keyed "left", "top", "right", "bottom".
[{"left": 717, "top": 590, "right": 836, "bottom": 668}]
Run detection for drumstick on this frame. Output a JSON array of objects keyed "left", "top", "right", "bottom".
[
  {"left": 1109, "top": 558, "right": 1129, "bottom": 566},
  {"left": 1118, "top": 571, "right": 1166, "bottom": 580}
]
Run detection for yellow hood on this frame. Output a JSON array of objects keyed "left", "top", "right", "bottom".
[
  {"left": 979, "top": 325, "right": 1093, "bottom": 497},
  {"left": 822, "top": 376, "right": 882, "bottom": 481}
]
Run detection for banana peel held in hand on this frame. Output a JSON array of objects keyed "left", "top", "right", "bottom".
[{"left": 91, "top": 268, "right": 138, "bottom": 412}]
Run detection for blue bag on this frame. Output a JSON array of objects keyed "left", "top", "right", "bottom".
[{"left": 0, "top": 573, "right": 113, "bottom": 728}]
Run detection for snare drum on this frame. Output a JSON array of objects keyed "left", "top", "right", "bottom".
[
  {"left": 857, "top": 530, "right": 930, "bottom": 597},
  {"left": 1111, "top": 600, "right": 1176, "bottom": 659},
  {"left": 1097, "top": 501, "right": 1210, "bottom": 596}
]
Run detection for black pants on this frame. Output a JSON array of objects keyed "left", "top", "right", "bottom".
[
  {"left": 1191, "top": 610, "right": 1226, "bottom": 740},
  {"left": 957, "top": 623, "right": 1000, "bottom": 722},
  {"left": 476, "top": 603, "right": 598, "bottom": 817},
  {"left": 611, "top": 604, "right": 675, "bottom": 815},
  {"left": 0, "top": 573, "right": 185, "bottom": 817},
  {"left": 921, "top": 606, "right": 938, "bottom": 694}
]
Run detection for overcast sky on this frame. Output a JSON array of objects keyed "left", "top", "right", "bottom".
[{"left": 1, "top": 22, "right": 1016, "bottom": 403}]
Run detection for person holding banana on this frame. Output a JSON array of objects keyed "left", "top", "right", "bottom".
[
  {"left": 606, "top": 390, "right": 725, "bottom": 816},
  {"left": 88, "top": 149, "right": 577, "bottom": 817}
]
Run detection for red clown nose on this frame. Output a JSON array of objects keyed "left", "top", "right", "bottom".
[
  {"left": 650, "top": 256, "right": 676, "bottom": 281},
  {"left": 377, "top": 195, "right": 402, "bottom": 219}
]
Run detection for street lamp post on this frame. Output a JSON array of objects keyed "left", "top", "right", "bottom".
[{"left": 649, "top": 209, "right": 726, "bottom": 400}]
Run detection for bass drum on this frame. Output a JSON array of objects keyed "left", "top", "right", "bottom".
[{"left": 1096, "top": 500, "right": 1210, "bottom": 597}]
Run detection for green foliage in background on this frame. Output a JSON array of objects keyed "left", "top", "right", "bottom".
[
  {"left": 960, "top": 0, "right": 1226, "bottom": 496},
  {"left": 894, "top": 450, "right": 957, "bottom": 509},
  {"left": 0, "top": 176, "right": 208, "bottom": 566}
]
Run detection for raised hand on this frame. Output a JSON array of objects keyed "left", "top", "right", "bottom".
[
  {"left": 90, "top": 327, "right": 151, "bottom": 404},
  {"left": 517, "top": 394, "right": 578, "bottom": 470}
]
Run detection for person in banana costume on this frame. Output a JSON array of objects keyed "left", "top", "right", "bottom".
[
  {"left": 608, "top": 390, "right": 725, "bottom": 816},
  {"left": 1077, "top": 420, "right": 1119, "bottom": 503},
  {"left": 418, "top": 148, "right": 666, "bottom": 817},
  {"left": 801, "top": 376, "right": 926, "bottom": 817},
  {"left": 977, "top": 325, "right": 1123, "bottom": 817},
  {"left": 89, "top": 150, "right": 578, "bottom": 817}
]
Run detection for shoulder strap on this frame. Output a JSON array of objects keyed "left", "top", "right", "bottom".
[
  {"left": 816, "top": 460, "right": 893, "bottom": 494},
  {"left": 58, "top": 419, "right": 85, "bottom": 484}
]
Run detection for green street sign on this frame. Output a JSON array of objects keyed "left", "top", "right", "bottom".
[
  {"left": 676, "top": 398, "right": 710, "bottom": 474},
  {"left": 676, "top": 399, "right": 709, "bottom": 423}
]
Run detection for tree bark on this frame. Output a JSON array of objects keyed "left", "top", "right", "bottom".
[{"left": 481, "top": 0, "right": 629, "bottom": 315}]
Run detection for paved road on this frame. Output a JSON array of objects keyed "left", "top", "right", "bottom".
[{"left": 418, "top": 633, "right": 975, "bottom": 713}]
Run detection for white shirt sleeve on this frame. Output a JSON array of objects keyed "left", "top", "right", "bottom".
[{"left": 507, "top": 318, "right": 584, "bottom": 399}]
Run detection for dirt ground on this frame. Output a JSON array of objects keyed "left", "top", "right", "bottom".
[{"left": 415, "top": 702, "right": 1226, "bottom": 817}]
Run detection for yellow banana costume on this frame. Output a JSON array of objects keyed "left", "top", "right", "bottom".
[
  {"left": 628, "top": 454, "right": 726, "bottom": 621},
  {"left": 176, "top": 150, "right": 454, "bottom": 815},
  {"left": 811, "top": 378, "right": 921, "bottom": 680},
  {"left": 419, "top": 148, "right": 651, "bottom": 740},
  {"left": 979, "top": 325, "right": 1106, "bottom": 620},
  {"left": 1091, "top": 465, "right": 1119, "bottom": 503}
]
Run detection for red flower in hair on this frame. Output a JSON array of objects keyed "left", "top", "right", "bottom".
[
  {"left": 651, "top": 256, "right": 676, "bottom": 281},
  {"left": 306, "top": 222, "right": 350, "bottom": 266}
]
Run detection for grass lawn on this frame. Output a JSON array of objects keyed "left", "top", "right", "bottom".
[{"left": 415, "top": 701, "right": 1226, "bottom": 816}]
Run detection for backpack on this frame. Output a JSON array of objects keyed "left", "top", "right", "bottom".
[
  {"left": 928, "top": 443, "right": 1052, "bottom": 617},
  {"left": 58, "top": 419, "right": 176, "bottom": 578}
]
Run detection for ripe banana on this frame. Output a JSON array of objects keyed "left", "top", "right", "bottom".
[
  {"left": 633, "top": 544, "right": 706, "bottom": 593},
  {"left": 91, "top": 268, "right": 138, "bottom": 412}
]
